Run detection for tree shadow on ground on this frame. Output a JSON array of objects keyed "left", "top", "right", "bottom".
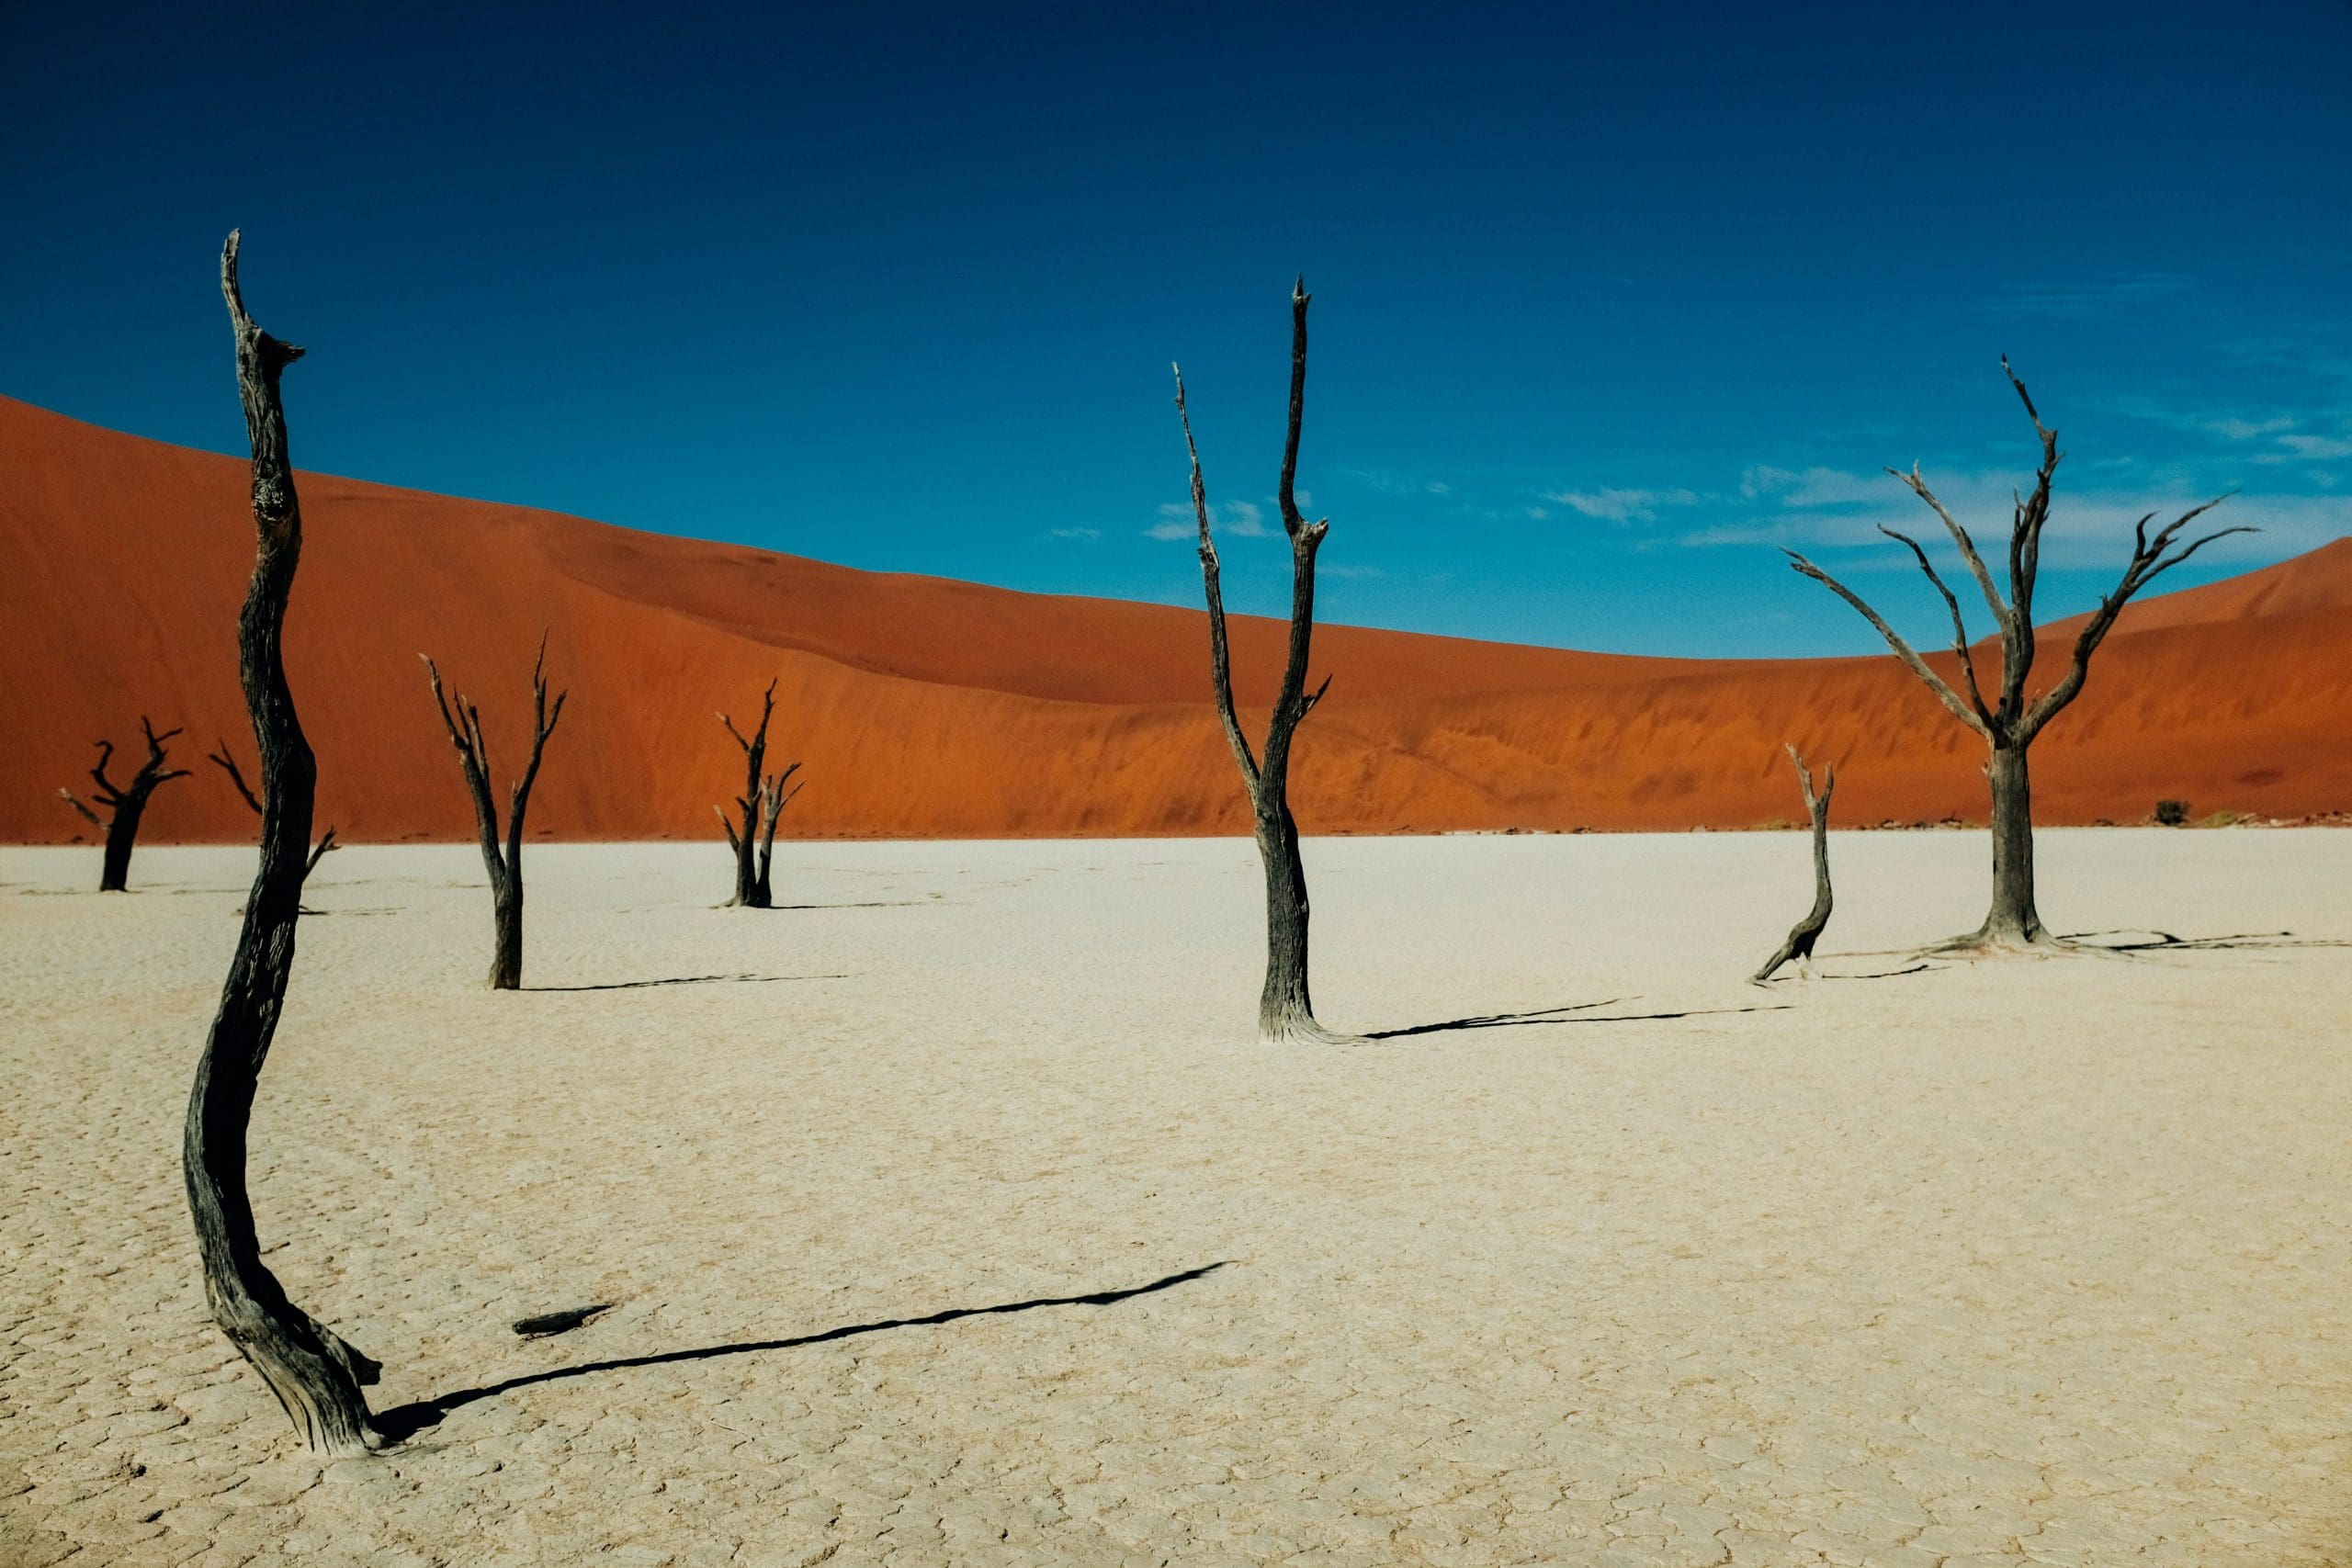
[
  {"left": 525, "top": 972, "right": 846, "bottom": 993},
  {"left": 375, "top": 1261, "right": 1229, "bottom": 1442},
  {"left": 1366, "top": 999, "right": 1792, "bottom": 1040},
  {"left": 1754, "top": 961, "right": 1936, "bottom": 984},
  {"left": 2062, "top": 929, "right": 2352, "bottom": 953}
]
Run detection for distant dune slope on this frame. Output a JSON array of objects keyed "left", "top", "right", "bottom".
[{"left": 4, "top": 393, "right": 2347, "bottom": 843}]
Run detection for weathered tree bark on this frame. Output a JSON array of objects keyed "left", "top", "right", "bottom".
[
  {"left": 1174, "top": 278, "right": 1351, "bottom": 1043},
  {"left": 1785, "top": 361, "right": 2249, "bottom": 952},
  {"left": 185, "top": 231, "right": 383, "bottom": 1456},
  {"left": 59, "top": 718, "right": 190, "bottom": 891},
  {"left": 1751, "top": 745, "right": 1836, "bottom": 984},
  {"left": 716, "top": 680, "right": 802, "bottom": 908},
  {"left": 423, "top": 637, "right": 568, "bottom": 988},
  {"left": 209, "top": 739, "right": 338, "bottom": 878}
]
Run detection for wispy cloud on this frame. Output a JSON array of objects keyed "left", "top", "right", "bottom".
[
  {"left": 1982, "top": 272, "right": 2193, "bottom": 317},
  {"left": 1039, "top": 525, "right": 1101, "bottom": 543},
  {"left": 1683, "top": 465, "right": 2338, "bottom": 569},
  {"left": 1335, "top": 466, "right": 1454, "bottom": 500},
  {"left": 2279, "top": 432, "right": 2352, "bottom": 460},
  {"left": 1543, "top": 486, "right": 1699, "bottom": 523},
  {"left": 1148, "top": 498, "right": 1271, "bottom": 541}
]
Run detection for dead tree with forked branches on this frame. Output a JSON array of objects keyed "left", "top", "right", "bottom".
[
  {"left": 209, "top": 739, "right": 339, "bottom": 879},
  {"left": 1751, "top": 746, "right": 1836, "bottom": 984},
  {"left": 60, "top": 717, "right": 190, "bottom": 890},
  {"left": 422, "top": 638, "right": 568, "bottom": 989},
  {"left": 716, "top": 679, "right": 803, "bottom": 908},
  {"left": 1174, "top": 277, "right": 1352, "bottom": 1044},
  {"left": 185, "top": 231, "right": 385, "bottom": 1455},
  {"left": 1786, "top": 360, "right": 2250, "bottom": 951}
]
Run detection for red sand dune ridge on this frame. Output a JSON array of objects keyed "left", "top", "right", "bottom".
[{"left": 4, "top": 393, "right": 2348, "bottom": 844}]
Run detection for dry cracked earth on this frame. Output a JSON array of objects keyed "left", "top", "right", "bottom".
[{"left": 2, "top": 832, "right": 2347, "bottom": 1565}]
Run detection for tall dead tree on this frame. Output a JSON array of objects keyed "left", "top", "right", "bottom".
[
  {"left": 209, "top": 739, "right": 339, "bottom": 878},
  {"left": 423, "top": 638, "right": 568, "bottom": 989},
  {"left": 185, "top": 231, "right": 383, "bottom": 1455},
  {"left": 1751, "top": 746, "right": 1836, "bottom": 984},
  {"left": 716, "top": 679, "right": 802, "bottom": 908},
  {"left": 1786, "top": 360, "right": 2248, "bottom": 950},
  {"left": 59, "top": 718, "right": 190, "bottom": 890},
  {"left": 1174, "top": 277, "right": 1351, "bottom": 1043}
]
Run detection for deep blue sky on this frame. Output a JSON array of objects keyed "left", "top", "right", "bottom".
[{"left": 4, "top": 2, "right": 2346, "bottom": 657}]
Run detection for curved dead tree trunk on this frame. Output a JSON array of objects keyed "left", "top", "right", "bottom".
[
  {"left": 60, "top": 718, "right": 190, "bottom": 890},
  {"left": 1786, "top": 361, "right": 2249, "bottom": 952},
  {"left": 423, "top": 637, "right": 567, "bottom": 988},
  {"left": 1751, "top": 746, "right": 1836, "bottom": 984},
  {"left": 715, "top": 680, "right": 802, "bottom": 908},
  {"left": 1174, "top": 277, "right": 1351, "bottom": 1043},
  {"left": 185, "top": 231, "right": 383, "bottom": 1457},
  {"left": 209, "top": 739, "right": 338, "bottom": 878}
]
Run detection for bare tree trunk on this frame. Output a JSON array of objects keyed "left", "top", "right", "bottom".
[
  {"left": 186, "top": 231, "right": 382, "bottom": 1456},
  {"left": 424, "top": 638, "right": 567, "bottom": 989},
  {"left": 1174, "top": 279, "right": 1351, "bottom": 1044},
  {"left": 752, "top": 768, "right": 797, "bottom": 906},
  {"left": 717, "top": 682, "right": 796, "bottom": 909},
  {"left": 1254, "top": 798, "right": 1320, "bottom": 1034},
  {"left": 1979, "top": 745, "right": 2042, "bottom": 944},
  {"left": 100, "top": 807, "right": 142, "bottom": 892},
  {"left": 489, "top": 876, "right": 523, "bottom": 989},
  {"left": 61, "top": 719, "right": 190, "bottom": 892},
  {"left": 1752, "top": 746, "right": 1836, "bottom": 983},
  {"left": 1785, "top": 360, "right": 2248, "bottom": 954}
]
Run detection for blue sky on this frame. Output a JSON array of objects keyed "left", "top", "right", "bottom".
[{"left": 3, "top": 1, "right": 2346, "bottom": 657}]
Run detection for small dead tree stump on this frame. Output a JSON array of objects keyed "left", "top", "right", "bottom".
[
  {"left": 1751, "top": 746, "right": 1836, "bottom": 984},
  {"left": 716, "top": 680, "right": 802, "bottom": 908},
  {"left": 423, "top": 637, "right": 568, "bottom": 989},
  {"left": 60, "top": 718, "right": 190, "bottom": 890},
  {"left": 1174, "top": 277, "right": 1352, "bottom": 1044},
  {"left": 184, "top": 231, "right": 384, "bottom": 1456}
]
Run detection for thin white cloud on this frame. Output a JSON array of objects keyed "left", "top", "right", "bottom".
[
  {"left": 1683, "top": 469, "right": 2342, "bottom": 570},
  {"left": 1040, "top": 525, "right": 1101, "bottom": 543},
  {"left": 1335, "top": 467, "right": 1454, "bottom": 501},
  {"left": 1148, "top": 499, "right": 1271, "bottom": 541},
  {"left": 1543, "top": 486, "right": 1699, "bottom": 523},
  {"left": 2205, "top": 415, "right": 2298, "bottom": 442},
  {"left": 1982, "top": 272, "right": 2193, "bottom": 317}
]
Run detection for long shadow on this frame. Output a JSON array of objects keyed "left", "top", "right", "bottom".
[
  {"left": 1757, "top": 962, "right": 1936, "bottom": 984},
  {"left": 374, "top": 1261, "right": 1230, "bottom": 1441},
  {"left": 1367, "top": 999, "right": 1790, "bottom": 1040},
  {"left": 764, "top": 900, "right": 933, "bottom": 910},
  {"left": 526, "top": 972, "right": 844, "bottom": 993},
  {"left": 2063, "top": 929, "right": 2352, "bottom": 953}
]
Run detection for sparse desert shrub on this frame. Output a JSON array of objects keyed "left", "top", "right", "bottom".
[{"left": 2154, "top": 798, "right": 2188, "bottom": 827}]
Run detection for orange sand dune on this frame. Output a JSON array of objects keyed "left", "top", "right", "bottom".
[{"left": 4, "top": 393, "right": 2347, "bottom": 845}]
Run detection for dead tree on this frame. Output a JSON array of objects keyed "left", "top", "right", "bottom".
[
  {"left": 716, "top": 679, "right": 803, "bottom": 908},
  {"left": 1751, "top": 746, "right": 1836, "bottom": 984},
  {"left": 59, "top": 718, "right": 190, "bottom": 890},
  {"left": 185, "top": 231, "right": 383, "bottom": 1455},
  {"left": 423, "top": 637, "right": 568, "bottom": 989},
  {"left": 1786, "top": 361, "right": 2248, "bottom": 951},
  {"left": 1174, "top": 277, "right": 1351, "bottom": 1043},
  {"left": 209, "top": 739, "right": 338, "bottom": 878}
]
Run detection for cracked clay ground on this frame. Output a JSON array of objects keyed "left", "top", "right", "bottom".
[{"left": 2, "top": 831, "right": 2347, "bottom": 1566}]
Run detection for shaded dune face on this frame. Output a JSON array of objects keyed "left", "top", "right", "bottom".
[{"left": 4, "top": 393, "right": 2348, "bottom": 844}]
